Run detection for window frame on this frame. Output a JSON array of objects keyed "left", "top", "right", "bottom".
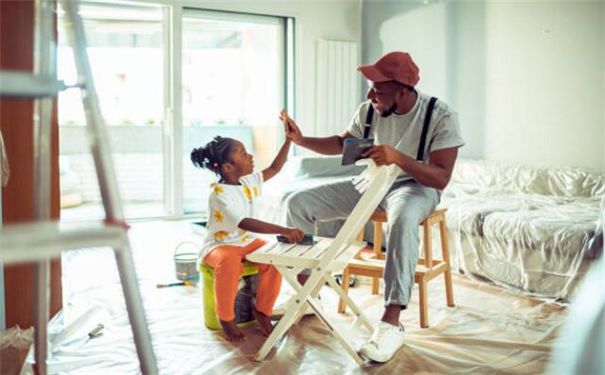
[
  {"left": 167, "top": 4, "right": 295, "bottom": 218},
  {"left": 58, "top": 0, "right": 295, "bottom": 220}
]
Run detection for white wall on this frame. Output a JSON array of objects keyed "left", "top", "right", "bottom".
[
  {"left": 483, "top": 2, "right": 603, "bottom": 171},
  {"left": 381, "top": 5, "right": 448, "bottom": 101},
  {"left": 140, "top": 0, "right": 362, "bottom": 140},
  {"left": 364, "top": 0, "right": 605, "bottom": 171},
  {"left": 602, "top": 3, "right": 605, "bottom": 170}
]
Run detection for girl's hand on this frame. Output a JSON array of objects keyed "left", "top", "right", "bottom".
[
  {"left": 280, "top": 227, "right": 305, "bottom": 243},
  {"left": 279, "top": 109, "right": 303, "bottom": 145}
]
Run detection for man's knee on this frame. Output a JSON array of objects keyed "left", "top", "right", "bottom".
[
  {"left": 285, "top": 190, "right": 307, "bottom": 212},
  {"left": 285, "top": 190, "right": 316, "bottom": 222},
  {"left": 388, "top": 210, "right": 422, "bottom": 235}
]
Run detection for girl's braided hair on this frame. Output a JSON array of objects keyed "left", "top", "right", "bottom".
[{"left": 190, "top": 136, "right": 235, "bottom": 176}]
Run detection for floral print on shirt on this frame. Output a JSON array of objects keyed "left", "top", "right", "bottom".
[
  {"left": 214, "top": 209, "right": 224, "bottom": 223},
  {"left": 200, "top": 172, "right": 263, "bottom": 259},
  {"left": 213, "top": 231, "right": 229, "bottom": 241},
  {"left": 243, "top": 184, "right": 252, "bottom": 202}
]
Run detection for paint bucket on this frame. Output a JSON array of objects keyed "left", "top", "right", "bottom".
[{"left": 174, "top": 241, "right": 199, "bottom": 282}]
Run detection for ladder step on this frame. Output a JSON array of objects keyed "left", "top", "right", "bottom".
[
  {"left": 0, "top": 71, "right": 66, "bottom": 98},
  {"left": 0, "top": 220, "right": 128, "bottom": 263}
]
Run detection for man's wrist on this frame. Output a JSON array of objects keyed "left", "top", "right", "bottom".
[{"left": 395, "top": 151, "right": 407, "bottom": 170}]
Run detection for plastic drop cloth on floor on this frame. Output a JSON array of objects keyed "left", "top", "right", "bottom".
[{"left": 21, "top": 221, "right": 569, "bottom": 374}]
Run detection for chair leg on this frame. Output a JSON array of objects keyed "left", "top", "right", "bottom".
[
  {"left": 256, "top": 297, "right": 304, "bottom": 360},
  {"left": 338, "top": 267, "right": 351, "bottom": 313},
  {"left": 373, "top": 220, "right": 383, "bottom": 259},
  {"left": 371, "top": 276, "right": 379, "bottom": 295},
  {"left": 370, "top": 220, "right": 383, "bottom": 294},
  {"left": 308, "top": 297, "right": 365, "bottom": 365},
  {"left": 439, "top": 219, "right": 455, "bottom": 307},
  {"left": 280, "top": 267, "right": 365, "bottom": 365},
  {"left": 325, "top": 275, "right": 375, "bottom": 333},
  {"left": 255, "top": 266, "right": 321, "bottom": 361},
  {"left": 419, "top": 279, "right": 428, "bottom": 328},
  {"left": 423, "top": 221, "right": 433, "bottom": 267}
]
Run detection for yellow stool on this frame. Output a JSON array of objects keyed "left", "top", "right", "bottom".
[
  {"left": 338, "top": 208, "right": 455, "bottom": 328},
  {"left": 200, "top": 261, "right": 259, "bottom": 330}
]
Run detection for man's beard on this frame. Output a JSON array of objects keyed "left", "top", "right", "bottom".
[{"left": 378, "top": 103, "right": 397, "bottom": 118}]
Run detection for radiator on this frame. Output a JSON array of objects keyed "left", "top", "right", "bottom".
[{"left": 315, "top": 39, "right": 359, "bottom": 137}]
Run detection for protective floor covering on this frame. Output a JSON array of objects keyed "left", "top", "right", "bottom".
[{"left": 25, "top": 221, "right": 567, "bottom": 374}]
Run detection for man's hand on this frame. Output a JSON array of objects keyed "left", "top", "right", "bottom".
[
  {"left": 280, "top": 227, "right": 305, "bottom": 243},
  {"left": 362, "top": 145, "right": 401, "bottom": 166},
  {"left": 279, "top": 109, "right": 304, "bottom": 145}
]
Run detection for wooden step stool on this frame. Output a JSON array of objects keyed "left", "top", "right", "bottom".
[{"left": 337, "top": 208, "right": 455, "bottom": 328}]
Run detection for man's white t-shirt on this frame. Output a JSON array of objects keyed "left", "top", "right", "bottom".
[
  {"left": 200, "top": 172, "right": 263, "bottom": 259},
  {"left": 347, "top": 92, "right": 465, "bottom": 185}
]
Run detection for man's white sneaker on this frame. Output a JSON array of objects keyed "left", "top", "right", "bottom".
[{"left": 358, "top": 322, "right": 405, "bottom": 363}]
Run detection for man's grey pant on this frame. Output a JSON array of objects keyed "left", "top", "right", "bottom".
[{"left": 285, "top": 178, "right": 439, "bottom": 308}]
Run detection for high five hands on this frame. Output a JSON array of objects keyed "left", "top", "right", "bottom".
[
  {"left": 279, "top": 109, "right": 303, "bottom": 145},
  {"left": 279, "top": 108, "right": 401, "bottom": 166}
]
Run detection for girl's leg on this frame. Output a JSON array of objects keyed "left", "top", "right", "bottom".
[
  {"left": 253, "top": 263, "right": 282, "bottom": 317},
  {"left": 203, "top": 238, "right": 269, "bottom": 341},
  {"left": 250, "top": 263, "right": 281, "bottom": 335},
  {"left": 204, "top": 247, "right": 245, "bottom": 321},
  {"left": 203, "top": 246, "right": 246, "bottom": 341},
  {"left": 236, "top": 238, "right": 281, "bottom": 316},
  {"left": 239, "top": 239, "right": 282, "bottom": 335}
]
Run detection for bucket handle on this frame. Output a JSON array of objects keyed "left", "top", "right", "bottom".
[{"left": 174, "top": 241, "right": 201, "bottom": 258}]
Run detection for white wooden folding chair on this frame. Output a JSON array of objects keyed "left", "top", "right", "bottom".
[{"left": 247, "top": 159, "right": 399, "bottom": 365}]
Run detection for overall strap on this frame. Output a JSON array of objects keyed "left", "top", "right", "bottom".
[
  {"left": 416, "top": 97, "right": 437, "bottom": 161},
  {"left": 362, "top": 104, "right": 374, "bottom": 139}
]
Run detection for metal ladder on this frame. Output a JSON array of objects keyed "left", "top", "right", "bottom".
[{"left": 0, "top": 0, "right": 158, "bottom": 374}]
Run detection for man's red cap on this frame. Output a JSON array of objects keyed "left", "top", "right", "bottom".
[{"left": 357, "top": 51, "right": 419, "bottom": 87}]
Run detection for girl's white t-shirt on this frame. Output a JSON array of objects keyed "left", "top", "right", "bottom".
[{"left": 200, "top": 172, "right": 263, "bottom": 259}]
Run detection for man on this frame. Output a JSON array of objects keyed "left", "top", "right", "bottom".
[{"left": 281, "top": 51, "right": 464, "bottom": 362}]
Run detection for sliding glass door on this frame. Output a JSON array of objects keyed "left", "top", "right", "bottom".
[
  {"left": 181, "top": 9, "right": 287, "bottom": 215},
  {"left": 58, "top": 2, "right": 165, "bottom": 220},
  {"left": 57, "top": 2, "right": 293, "bottom": 220}
]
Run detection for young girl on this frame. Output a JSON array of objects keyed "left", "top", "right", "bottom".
[{"left": 191, "top": 115, "right": 304, "bottom": 342}]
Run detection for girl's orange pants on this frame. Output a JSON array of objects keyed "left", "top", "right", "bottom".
[{"left": 203, "top": 238, "right": 281, "bottom": 321}]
